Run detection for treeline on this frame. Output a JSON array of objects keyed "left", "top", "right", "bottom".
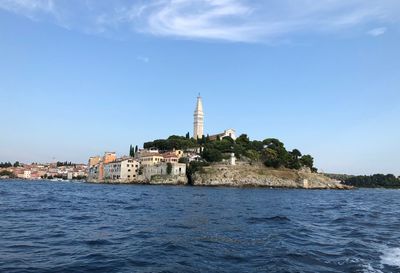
[
  {"left": 343, "top": 174, "right": 400, "bottom": 188},
  {"left": 144, "top": 135, "right": 198, "bottom": 151},
  {"left": 56, "top": 161, "right": 75, "bottom": 167},
  {"left": 0, "top": 162, "right": 21, "bottom": 168},
  {"left": 203, "top": 134, "right": 316, "bottom": 171},
  {"left": 143, "top": 134, "right": 317, "bottom": 172}
]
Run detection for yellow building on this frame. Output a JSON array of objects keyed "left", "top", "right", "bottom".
[{"left": 140, "top": 153, "right": 164, "bottom": 167}]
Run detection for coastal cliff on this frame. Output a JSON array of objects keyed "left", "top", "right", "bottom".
[{"left": 191, "top": 163, "right": 350, "bottom": 189}]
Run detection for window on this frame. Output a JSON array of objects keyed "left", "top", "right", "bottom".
[
  {"left": 128, "top": 169, "right": 131, "bottom": 172},
  {"left": 128, "top": 175, "right": 130, "bottom": 178}
]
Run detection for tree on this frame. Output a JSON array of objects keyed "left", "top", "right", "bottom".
[
  {"left": 202, "top": 148, "right": 223, "bottom": 162},
  {"left": 135, "top": 145, "right": 139, "bottom": 153},
  {"left": 13, "top": 161, "right": 20, "bottom": 167},
  {"left": 186, "top": 132, "right": 190, "bottom": 139},
  {"left": 236, "top": 134, "right": 250, "bottom": 146},
  {"left": 129, "top": 145, "right": 135, "bottom": 157},
  {"left": 291, "top": 149, "right": 302, "bottom": 158},
  {"left": 300, "top": 155, "right": 314, "bottom": 169},
  {"left": 178, "top": 157, "right": 189, "bottom": 164},
  {"left": 245, "top": 150, "right": 261, "bottom": 162},
  {"left": 167, "top": 163, "right": 173, "bottom": 175},
  {"left": 262, "top": 148, "right": 281, "bottom": 168}
]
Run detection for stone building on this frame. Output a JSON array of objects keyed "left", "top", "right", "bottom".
[
  {"left": 193, "top": 95, "right": 204, "bottom": 139},
  {"left": 143, "top": 163, "right": 186, "bottom": 181},
  {"left": 103, "top": 158, "right": 140, "bottom": 182}
]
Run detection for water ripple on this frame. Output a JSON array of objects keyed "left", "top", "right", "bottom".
[{"left": 1, "top": 180, "right": 400, "bottom": 272}]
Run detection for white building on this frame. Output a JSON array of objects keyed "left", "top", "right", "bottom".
[
  {"left": 23, "top": 170, "right": 31, "bottom": 179},
  {"left": 209, "top": 129, "right": 237, "bottom": 141},
  {"left": 103, "top": 158, "right": 140, "bottom": 182},
  {"left": 143, "top": 163, "right": 186, "bottom": 180}
]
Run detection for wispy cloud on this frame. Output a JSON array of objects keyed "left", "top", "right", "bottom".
[
  {"left": 1, "top": 0, "right": 399, "bottom": 42},
  {"left": 367, "top": 27, "right": 387, "bottom": 37}
]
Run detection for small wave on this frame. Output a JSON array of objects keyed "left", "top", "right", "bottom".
[
  {"left": 247, "top": 216, "right": 290, "bottom": 224},
  {"left": 85, "top": 239, "right": 112, "bottom": 246},
  {"left": 362, "top": 263, "right": 383, "bottom": 273},
  {"left": 380, "top": 247, "right": 400, "bottom": 268},
  {"left": 69, "top": 215, "right": 93, "bottom": 221},
  {"left": 124, "top": 205, "right": 140, "bottom": 210}
]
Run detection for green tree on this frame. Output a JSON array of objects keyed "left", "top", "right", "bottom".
[
  {"left": 300, "top": 155, "right": 314, "bottom": 169},
  {"left": 13, "top": 161, "right": 20, "bottom": 167},
  {"left": 245, "top": 150, "right": 261, "bottom": 162},
  {"left": 129, "top": 145, "right": 135, "bottom": 157},
  {"left": 186, "top": 132, "right": 190, "bottom": 139},
  {"left": 166, "top": 163, "right": 173, "bottom": 175},
  {"left": 202, "top": 148, "right": 223, "bottom": 162},
  {"left": 262, "top": 148, "right": 281, "bottom": 168}
]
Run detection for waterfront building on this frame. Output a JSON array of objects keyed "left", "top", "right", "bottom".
[
  {"left": 103, "top": 152, "right": 117, "bottom": 164},
  {"left": 162, "top": 152, "right": 180, "bottom": 163},
  {"left": 139, "top": 153, "right": 164, "bottom": 167},
  {"left": 87, "top": 152, "right": 117, "bottom": 181},
  {"left": 103, "top": 158, "right": 140, "bottom": 182},
  {"left": 88, "top": 156, "right": 101, "bottom": 167},
  {"left": 143, "top": 163, "right": 186, "bottom": 180},
  {"left": 193, "top": 95, "right": 204, "bottom": 139}
]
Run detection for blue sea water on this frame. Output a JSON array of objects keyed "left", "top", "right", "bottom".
[{"left": 1, "top": 180, "right": 400, "bottom": 273}]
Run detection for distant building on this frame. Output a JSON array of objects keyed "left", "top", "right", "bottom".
[
  {"left": 193, "top": 95, "right": 204, "bottom": 139},
  {"left": 209, "top": 129, "right": 237, "bottom": 141},
  {"left": 23, "top": 170, "right": 31, "bottom": 179}
]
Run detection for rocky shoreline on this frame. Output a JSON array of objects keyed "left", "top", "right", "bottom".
[
  {"left": 87, "top": 163, "right": 351, "bottom": 189},
  {"left": 190, "top": 163, "right": 351, "bottom": 189}
]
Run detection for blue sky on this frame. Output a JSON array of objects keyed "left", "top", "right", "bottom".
[{"left": 0, "top": 0, "right": 399, "bottom": 175}]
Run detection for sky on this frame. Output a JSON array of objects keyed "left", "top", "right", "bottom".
[{"left": 0, "top": 0, "right": 399, "bottom": 176}]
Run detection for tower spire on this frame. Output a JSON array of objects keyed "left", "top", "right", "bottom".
[{"left": 193, "top": 95, "right": 204, "bottom": 139}]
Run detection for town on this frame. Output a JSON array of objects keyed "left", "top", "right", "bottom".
[
  {"left": 0, "top": 161, "right": 87, "bottom": 181},
  {"left": 87, "top": 95, "right": 237, "bottom": 184},
  {"left": 0, "top": 96, "right": 237, "bottom": 183}
]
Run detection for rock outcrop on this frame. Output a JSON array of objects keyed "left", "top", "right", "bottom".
[
  {"left": 191, "top": 163, "right": 350, "bottom": 189},
  {"left": 147, "top": 175, "right": 188, "bottom": 185}
]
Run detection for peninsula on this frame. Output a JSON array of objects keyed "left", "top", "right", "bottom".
[{"left": 87, "top": 96, "right": 348, "bottom": 189}]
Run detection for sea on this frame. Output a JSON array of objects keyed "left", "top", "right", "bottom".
[{"left": 1, "top": 179, "right": 400, "bottom": 273}]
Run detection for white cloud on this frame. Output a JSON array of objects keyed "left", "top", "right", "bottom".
[
  {"left": 1, "top": 0, "right": 399, "bottom": 42},
  {"left": 367, "top": 27, "right": 387, "bottom": 37},
  {"left": 0, "top": 0, "right": 54, "bottom": 17}
]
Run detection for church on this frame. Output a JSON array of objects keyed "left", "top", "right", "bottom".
[{"left": 193, "top": 95, "right": 237, "bottom": 141}]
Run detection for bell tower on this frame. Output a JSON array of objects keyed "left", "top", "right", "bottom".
[{"left": 193, "top": 94, "right": 204, "bottom": 139}]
